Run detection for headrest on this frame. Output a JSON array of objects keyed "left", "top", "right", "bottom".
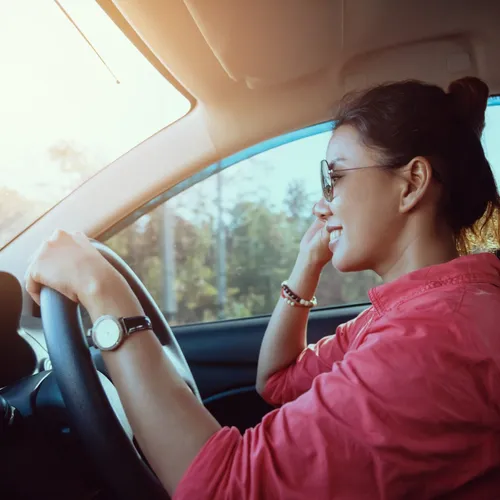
[
  {"left": 0, "top": 272, "right": 36, "bottom": 388},
  {"left": 0, "top": 272, "right": 22, "bottom": 331}
]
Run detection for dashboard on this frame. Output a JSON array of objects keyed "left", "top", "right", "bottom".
[{"left": 0, "top": 272, "right": 114, "bottom": 498}]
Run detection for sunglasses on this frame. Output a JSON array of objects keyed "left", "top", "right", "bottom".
[
  {"left": 320, "top": 160, "right": 398, "bottom": 202},
  {"left": 320, "top": 157, "right": 444, "bottom": 202}
]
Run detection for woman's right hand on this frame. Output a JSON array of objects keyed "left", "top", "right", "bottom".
[
  {"left": 298, "top": 199, "right": 333, "bottom": 268},
  {"left": 299, "top": 218, "right": 332, "bottom": 268}
]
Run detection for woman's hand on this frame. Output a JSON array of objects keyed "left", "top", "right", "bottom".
[
  {"left": 25, "top": 230, "right": 129, "bottom": 319},
  {"left": 298, "top": 203, "right": 332, "bottom": 268},
  {"left": 25, "top": 230, "right": 220, "bottom": 496}
]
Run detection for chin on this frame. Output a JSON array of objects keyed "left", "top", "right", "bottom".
[
  {"left": 331, "top": 252, "right": 351, "bottom": 273},
  {"left": 331, "top": 249, "right": 367, "bottom": 273}
]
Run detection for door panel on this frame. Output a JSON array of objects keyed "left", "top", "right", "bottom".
[{"left": 173, "top": 304, "right": 368, "bottom": 431}]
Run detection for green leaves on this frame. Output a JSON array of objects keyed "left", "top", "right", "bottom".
[{"left": 106, "top": 177, "right": 380, "bottom": 326}]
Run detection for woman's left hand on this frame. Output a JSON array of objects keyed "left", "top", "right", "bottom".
[{"left": 25, "top": 230, "right": 121, "bottom": 311}]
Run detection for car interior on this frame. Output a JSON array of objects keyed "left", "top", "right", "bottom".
[{"left": 1, "top": 0, "right": 500, "bottom": 498}]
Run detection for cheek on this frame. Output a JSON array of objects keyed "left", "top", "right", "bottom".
[
  {"left": 340, "top": 183, "right": 398, "bottom": 239},
  {"left": 331, "top": 180, "right": 401, "bottom": 271}
]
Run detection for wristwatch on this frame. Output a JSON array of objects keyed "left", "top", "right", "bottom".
[{"left": 87, "top": 315, "right": 152, "bottom": 351}]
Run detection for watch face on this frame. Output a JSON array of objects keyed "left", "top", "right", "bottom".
[{"left": 93, "top": 316, "right": 123, "bottom": 350}]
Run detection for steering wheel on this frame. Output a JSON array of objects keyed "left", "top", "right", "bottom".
[{"left": 39, "top": 241, "right": 200, "bottom": 500}]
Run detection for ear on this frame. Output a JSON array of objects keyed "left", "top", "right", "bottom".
[{"left": 398, "top": 156, "right": 433, "bottom": 214}]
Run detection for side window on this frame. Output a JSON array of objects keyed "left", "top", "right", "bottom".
[
  {"left": 483, "top": 96, "right": 500, "bottom": 180},
  {"left": 106, "top": 96, "right": 500, "bottom": 327},
  {"left": 106, "top": 124, "right": 380, "bottom": 326}
]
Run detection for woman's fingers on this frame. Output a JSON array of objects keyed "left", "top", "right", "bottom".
[
  {"left": 25, "top": 270, "right": 42, "bottom": 305},
  {"left": 24, "top": 240, "right": 49, "bottom": 305},
  {"left": 24, "top": 230, "right": 92, "bottom": 306}
]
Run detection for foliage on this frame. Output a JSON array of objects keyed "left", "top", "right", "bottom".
[
  {"left": 0, "top": 141, "right": 96, "bottom": 248},
  {"left": 107, "top": 175, "right": 380, "bottom": 325},
  {"left": 0, "top": 188, "right": 45, "bottom": 247},
  {"left": 3, "top": 140, "right": 379, "bottom": 325}
]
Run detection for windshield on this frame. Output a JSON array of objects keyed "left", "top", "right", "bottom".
[{"left": 0, "top": 0, "right": 190, "bottom": 249}]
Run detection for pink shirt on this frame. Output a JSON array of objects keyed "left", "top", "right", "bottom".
[{"left": 174, "top": 253, "right": 500, "bottom": 499}]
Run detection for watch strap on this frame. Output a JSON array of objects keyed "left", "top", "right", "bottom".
[{"left": 120, "top": 316, "right": 153, "bottom": 335}]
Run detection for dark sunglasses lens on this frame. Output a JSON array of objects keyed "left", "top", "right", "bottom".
[{"left": 320, "top": 160, "right": 333, "bottom": 201}]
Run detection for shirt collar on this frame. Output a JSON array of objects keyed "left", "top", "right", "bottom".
[{"left": 368, "top": 252, "right": 500, "bottom": 314}]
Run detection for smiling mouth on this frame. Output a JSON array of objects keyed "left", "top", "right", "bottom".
[{"left": 329, "top": 228, "right": 343, "bottom": 242}]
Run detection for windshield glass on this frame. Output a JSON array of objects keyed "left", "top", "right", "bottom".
[{"left": 0, "top": 0, "right": 190, "bottom": 249}]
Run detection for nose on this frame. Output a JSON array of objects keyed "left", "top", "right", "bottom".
[{"left": 312, "top": 197, "right": 332, "bottom": 220}]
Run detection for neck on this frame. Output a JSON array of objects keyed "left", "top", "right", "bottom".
[{"left": 378, "top": 220, "right": 459, "bottom": 283}]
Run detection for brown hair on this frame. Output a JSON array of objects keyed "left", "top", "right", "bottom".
[{"left": 333, "top": 77, "right": 500, "bottom": 254}]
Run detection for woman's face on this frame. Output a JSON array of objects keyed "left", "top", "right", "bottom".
[{"left": 322, "top": 125, "right": 404, "bottom": 274}]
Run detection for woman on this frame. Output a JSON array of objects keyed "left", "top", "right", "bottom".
[{"left": 27, "top": 77, "right": 500, "bottom": 499}]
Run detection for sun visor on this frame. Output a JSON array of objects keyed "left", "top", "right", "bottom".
[{"left": 183, "top": 0, "right": 343, "bottom": 88}]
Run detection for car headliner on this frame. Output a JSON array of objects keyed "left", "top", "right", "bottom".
[{"left": 2, "top": 0, "right": 500, "bottom": 316}]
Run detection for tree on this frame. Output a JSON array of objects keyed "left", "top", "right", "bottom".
[
  {"left": 107, "top": 199, "right": 220, "bottom": 325},
  {"left": 284, "top": 179, "right": 314, "bottom": 221},
  {"left": 47, "top": 141, "right": 97, "bottom": 195},
  {"left": 0, "top": 142, "right": 98, "bottom": 249},
  {"left": 0, "top": 188, "right": 44, "bottom": 248},
  {"left": 104, "top": 176, "right": 381, "bottom": 326}
]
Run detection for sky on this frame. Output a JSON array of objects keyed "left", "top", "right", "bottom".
[
  {"left": 0, "top": 0, "right": 189, "bottom": 203},
  {"left": 482, "top": 104, "right": 500, "bottom": 173},
  {"left": 1, "top": 0, "right": 500, "bottom": 243},
  {"left": 171, "top": 106, "right": 500, "bottom": 226}
]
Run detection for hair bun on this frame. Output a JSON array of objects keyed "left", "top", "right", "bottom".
[{"left": 447, "top": 77, "right": 489, "bottom": 137}]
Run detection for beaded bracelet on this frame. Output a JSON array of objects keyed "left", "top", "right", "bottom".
[
  {"left": 281, "top": 281, "right": 317, "bottom": 308},
  {"left": 281, "top": 287, "right": 317, "bottom": 308}
]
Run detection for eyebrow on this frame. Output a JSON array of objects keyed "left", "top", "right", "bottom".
[{"left": 328, "top": 158, "right": 347, "bottom": 170}]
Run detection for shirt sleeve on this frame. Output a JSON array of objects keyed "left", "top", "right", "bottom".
[
  {"left": 173, "top": 317, "right": 492, "bottom": 500},
  {"left": 259, "top": 319, "right": 353, "bottom": 406}
]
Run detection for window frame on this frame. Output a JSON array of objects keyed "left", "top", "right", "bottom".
[{"left": 489, "top": 95, "right": 500, "bottom": 107}]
